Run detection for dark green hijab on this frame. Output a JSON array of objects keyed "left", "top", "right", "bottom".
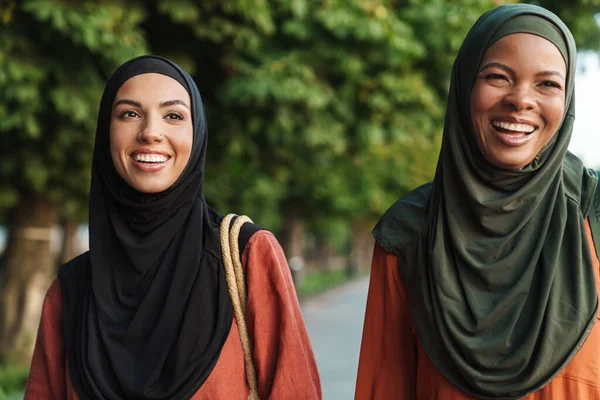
[{"left": 373, "top": 4, "right": 598, "bottom": 399}]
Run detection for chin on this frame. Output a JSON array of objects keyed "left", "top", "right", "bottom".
[
  {"left": 129, "top": 180, "right": 170, "bottom": 194},
  {"left": 486, "top": 150, "right": 533, "bottom": 171},
  {"left": 137, "top": 188, "right": 164, "bottom": 194},
  {"left": 139, "top": 186, "right": 169, "bottom": 194},
  {"left": 490, "top": 159, "right": 529, "bottom": 171}
]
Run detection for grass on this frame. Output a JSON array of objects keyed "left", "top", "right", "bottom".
[
  {"left": 0, "top": 392, "right": 23, "bottom": 400},
  {"left": 0, "top": 359, "right": 28, "bottom": 400}
]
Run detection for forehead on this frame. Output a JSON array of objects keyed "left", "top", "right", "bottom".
[
  {"left": 481, "top": 33, "right": 566, "bottom": 74},
  {"left": 114, "top": 73, "right": 190, "bottom": 101}
]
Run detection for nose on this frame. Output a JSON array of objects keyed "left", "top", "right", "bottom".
[
  {"left": 138, "top": 115, "right": 163, "bottom": 143},
  {"left": 502, "top": 84, "right": 536, "bottom": 111}
]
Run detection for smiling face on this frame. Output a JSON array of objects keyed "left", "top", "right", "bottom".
[
  {"left": 470, "top": 33, "right": 567, "bottom": 170},
  {"left": 110, "top": 73, "right": 193, "bottom": 193}
]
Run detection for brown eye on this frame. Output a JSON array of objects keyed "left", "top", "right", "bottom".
[
  {"left": 119, "top": 110, "right": 140, "bottom": 118},
  {"left": 485, "top": 74, "right": 508, "bottom": 82},
  {"left": 166, "top": 112, "right": 183, "bottom": 120},
  {"left": 540, "top": 81, "right": 562, "bottom": 90}
]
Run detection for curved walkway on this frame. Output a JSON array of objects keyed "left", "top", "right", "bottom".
[{"left": 301, "top": 276, "right": 370, "bottom": 400}]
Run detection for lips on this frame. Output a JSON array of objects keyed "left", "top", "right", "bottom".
[
  {"left": 129, "top": 150, "right": 171, "bottom": 172},
  {"left": 489, "top": 119, "right": 538, "bottom": 147},
  {"left": 491, "top": 120, "right": 536, "bottom": 134},
  {"left": 133, "top": 153, "right": 169, "bottom": 163}
]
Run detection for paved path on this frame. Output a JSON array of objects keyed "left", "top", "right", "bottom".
[{"left": 301, "top": 276, "right": 370, "bottom": 400}]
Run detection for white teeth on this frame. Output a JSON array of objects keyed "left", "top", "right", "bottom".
[
  {"left": 491, "top": 121, "right": 536, "bottom": 133},
  {"left": 134, "top": 153, "right": 168, "bottom": 163}
]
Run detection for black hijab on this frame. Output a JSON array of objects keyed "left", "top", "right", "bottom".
[
  {"left": 58, "top": 55, "right": 233, "bottom": 399},
  {"left": 373, "top": 4, "right": 598, "bottom": 399}
]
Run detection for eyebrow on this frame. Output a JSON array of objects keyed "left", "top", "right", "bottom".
[
  {"left": 479, "top": 62, "right": 565, "bottom": 81},
  {"left": 535, "top": 70, "right": 566, "bottom": 81},
  {"left": 113, "top": 99, "right": 141, "bottom": 108},
  {"left": 113, "top": 99, "right": 190, "bottom": 109},
  {"left": 159, "top": 99, "right": 190, "bottom": 109}
]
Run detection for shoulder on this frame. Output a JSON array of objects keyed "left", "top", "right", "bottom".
[
  {"left": 379, "top": 182, "right": 432, "bottom": 223},
  {"left": 372, "top": 182, "right": 432, "bottom": 256},
  {"left": 242, "top": 229, "right": 289, "bottom": 277},
  {"left": 45, "top": 278, "right": 63, "bottom": 307},
  {"left": 238, "top": 221, "right": 265, "bottom": 254},
  {"left": 244, "top": 229, "right": 280, "bottom": 255},
  {"left": 57, "top": 251, "right": 90, "bottom": 280},
  {"left": 242, "top": 230, "right": 295, "bottom": 300},
  {"left": 372, "top": 242, "right": 403, "bottom": 281},
  {"left": 38, "top": 277, "right": 64, "bottom": 327},
  {"left": 563, "top": 153, "right": 597, "bottom": 213},
  {"left": 56, "top": 251, "right": 90, "bottom": 309}
]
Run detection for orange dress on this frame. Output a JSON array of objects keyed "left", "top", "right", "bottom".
[
  {"left": 24, "top": 231, "right": 322, "bottom": 399},
  {"left": 356, "top": 219, "right": 600, "bottom": 399}
]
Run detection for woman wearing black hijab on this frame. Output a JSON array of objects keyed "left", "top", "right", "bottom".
[
  {"left": 24, "top": 56, "right": 321, "bottom": 400},
  {"left": 356, "top": 4, "right": 600, "bottom": 400}
]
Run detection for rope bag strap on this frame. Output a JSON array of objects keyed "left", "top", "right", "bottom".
[{"left": 220, "top": 214, "right": 261, "bottom": 400}]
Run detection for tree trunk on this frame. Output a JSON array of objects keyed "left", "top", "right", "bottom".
[
  {"left": 311, "top": 235, "right": 336, "bottom": 272},
  {"left": 279, "top": 214, "right": 307, "bottom": 284},
  {"left": 280, "top": 214, "right": 305, "bottom": 259},
  {"left": 0, "top": 198, "right": 58, "bottom": 365},
  {"left": 59, "top": 217, "right": 79, "bottom": 265},
  {"left": 350, "top": 220, "right": 375, "bottom": 275}
]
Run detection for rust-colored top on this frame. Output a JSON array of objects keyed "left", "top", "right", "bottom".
[
  {"left": 356, "top": 219, "right": 600, "bottom": 400},
  {"left": 25, "top": 231, "right": 321, "bottom": 400}
]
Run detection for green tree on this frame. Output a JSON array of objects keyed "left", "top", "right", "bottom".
[
  {"left": 0, "top": 0, "right": 147, "bottom": 364},
  {"left": 151, "top": 0, "right": 600, "bottom": 267},
  {"left": 153, "top": 0, "right": 497, "bottom": 261},
  {"left": 2, "top": 0, "right": 599, "bottom": 370},
  {"left": 531, "top": 0, "right": 600, "bottom": 50}
]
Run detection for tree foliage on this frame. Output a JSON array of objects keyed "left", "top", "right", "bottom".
[
  {"left": 1, "top": 0, "right": 599, "bottom": 233},
  {"left": 533, "top": 0, "right": 600, "bottom": 51},
  {"left": 153, "top": 0, "right": 501, "bottom": 234},
  {"left": 1, "top": 0, "right": 599, "bottom": 370},
  {"left": 0, "top": 0, "right": 148, "bottom": 365},
  {"left": 0, "top": 0, "right": 147, "bottom": 219}
]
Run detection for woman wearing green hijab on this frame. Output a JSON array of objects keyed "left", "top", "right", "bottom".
[{"left": 356, "top": 4, "right": 600, "bottom": 400}]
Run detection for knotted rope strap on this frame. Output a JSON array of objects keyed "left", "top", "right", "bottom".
[{"left": 220, "top": 214, "right": 261, "bottom": 400}]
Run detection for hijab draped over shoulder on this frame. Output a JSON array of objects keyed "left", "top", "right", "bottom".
[
  {"left": 373, "top": 4, "right": 598, "bottom": 399},
  {"left": 58, "top": 56, "right": 232, "bottom": 400}
]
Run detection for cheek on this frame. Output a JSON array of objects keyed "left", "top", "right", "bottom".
[
  {"left": 109, "top": 121, "right": 128, "bottom": 151},
  {"left": 109, "top": 122, "right": 138, "bottom": 156},
  {"left": 546, "top": 99, "right": 566, "bottom": 131},
  {"left": 176, "top": 129, "right": 194, "bottom": 163},
  {"left": 469, "top": 86, "right": 489, "bottom": 127},
  {"left": 108, "top": 123, "right": 132, "bottom": 174}
]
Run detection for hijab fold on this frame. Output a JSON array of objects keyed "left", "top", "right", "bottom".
[
  {"left": 58, "top": 56, "right": 232, "bottom": 400},
  {"left": 373, "top": 5, "right": 598, "bottom": 399}
]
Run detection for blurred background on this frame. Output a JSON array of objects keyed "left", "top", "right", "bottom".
[{"left": 1, "top": 0, "right": 599, "bottom": 399}]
